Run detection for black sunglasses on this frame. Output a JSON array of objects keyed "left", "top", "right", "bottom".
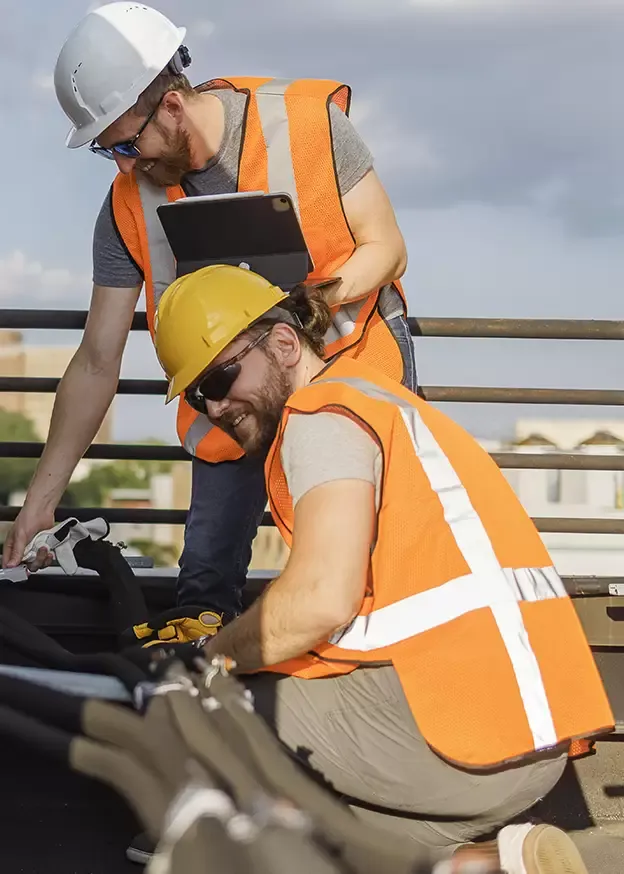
[
  {"left": 89, "top": 97, "right": 162, "bottom": 160},
  {"left": 185, "top": 331, "right": 271, "bottom": 413}
]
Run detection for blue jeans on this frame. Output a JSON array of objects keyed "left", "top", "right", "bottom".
[
  {"left": 177, "top": 313, "right": 417, "bottom": 616},
  {"left": 386, "top": 312, "right": 418, "bottom": 393},
  {"left": 177, "top": 453, "right": 268, "bottom": 617}
]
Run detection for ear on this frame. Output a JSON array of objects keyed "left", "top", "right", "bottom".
[
  {"left": 268, "top": 324, "right": 302, "bottom": 368},
  {"left": 160, "top": 90, "right": 185, "bottom": 122}
]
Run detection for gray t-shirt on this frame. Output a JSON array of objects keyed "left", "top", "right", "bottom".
[
  {"left": 280, "top": 411, "right": 382, "bottom": 512},
  {"left": 93, "top": 88, "right": 374, "bottom": 288}
]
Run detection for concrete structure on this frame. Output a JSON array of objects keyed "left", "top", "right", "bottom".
[{"left": 0, "top": 329, "right": 113, "bottom": 444}]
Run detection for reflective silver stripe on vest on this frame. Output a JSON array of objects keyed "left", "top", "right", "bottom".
[
  {"left": 183, "top": 414, "right": 215, "bottom": 455},
  {"left": 137, "top": 175, "right": 177, "bottom": 308},
  {"left": 317, "top": 375, "right": 563, "bottom": 750},
  {"left": 255, "top": 79, "right": 300, "bottom": 217},
  {"left": 137, "top": 176, "right": 214, "bottom": 456},
  {"left": 255, "top": 80, "right": 363, "bottom": 344}
]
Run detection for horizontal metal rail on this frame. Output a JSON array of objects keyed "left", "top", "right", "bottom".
[
  {"left": 563, "top": 577, "right": 624, "bottom": 596},
  {"left": 1, "top": 376, "right": 623, "bottom": 407},
  {"left": 0, "top": 442, "right": 191, "bottom": 461},
  {"left": 1, "top": 443, "right": 624, "bottom": 471},
  {"left": 0, "top": 310, "right": 150, "bottom": 332},
  {"left": 490, "top": 452, "right": 624, "bottom": 471},
  {"left": 1, "top": 506, "right": 623, "bottom": 534},
  {"left": 3, "top": 310, "right": 624, "bottom": 340},
  {"left": 407, "top": 317, "right": 624, "bottom": 341}
]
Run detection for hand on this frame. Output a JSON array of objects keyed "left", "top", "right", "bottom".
[{"left": 2, "top": 506, "right": 56, "bottom": 571}]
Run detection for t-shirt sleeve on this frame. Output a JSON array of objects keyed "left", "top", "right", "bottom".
[
  {"left": 328, "top": 102, "right": 374, "bottom": 197},
  {"left": 280, "top": 411, "right": 381, "bottom": 508},
  {"left": 92, "top": 188, "right": 144, "bottom": 288}
]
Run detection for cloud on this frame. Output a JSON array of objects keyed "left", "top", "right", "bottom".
[
  {"left": 31, "top": 72, "right": 55, "bottom": 93},
  {"left": 192, "top": 19, "right": 216, "bottom": 39},
  {"left": 0, "top": 251, "right": 90, "bottom": 308}
]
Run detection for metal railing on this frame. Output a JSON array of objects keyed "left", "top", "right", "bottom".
[{"left": 1, "top": 309, "right": 623, "bottom": 592}]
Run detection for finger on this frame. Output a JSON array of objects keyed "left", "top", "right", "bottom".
[
  {"left": 24, "top": 546, "right": 52, "bottom": 573},
  {"left": 3, "top": 535, "right": 22, "bottom": 569}
]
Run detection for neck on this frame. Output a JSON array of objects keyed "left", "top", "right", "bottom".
[
  {"left": 293, "top": 348, "right": 325, "bottom": 392},
  {"left": 184, "top": 93, "right": 225, "bottom": 169}
]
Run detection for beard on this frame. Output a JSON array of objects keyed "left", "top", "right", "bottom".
[
  {"left": 215, "top": 360, "right": 293, "bottom": 458},
  {"left": 136, "top": 123, "right": 193, "bottom": 187}
]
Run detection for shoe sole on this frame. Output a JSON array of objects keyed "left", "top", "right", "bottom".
[
  {"left": 125, "top": 846, "right": 153, "bottom": 866},
  {"left": 523, "top": 824, "right": 588, "bottom": 874}
]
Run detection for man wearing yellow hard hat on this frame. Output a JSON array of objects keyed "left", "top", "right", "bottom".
[{"left": 152, "top": 263, "right": 611, "bottom": 872}]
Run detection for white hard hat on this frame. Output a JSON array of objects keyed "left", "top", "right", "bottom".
[{"left": 54, "top": 2, "right": 189, "bottom": 149}]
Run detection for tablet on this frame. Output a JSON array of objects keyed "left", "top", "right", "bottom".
[{"left": 156, "top": 191, "right": 314, "bottom": 289}]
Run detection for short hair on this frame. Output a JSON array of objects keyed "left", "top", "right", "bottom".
[{"left": 132, "top": 70, "right": 196, "bottom": 117}]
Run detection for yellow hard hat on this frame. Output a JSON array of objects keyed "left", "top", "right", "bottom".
[{"left": 154, "top": 264, "right": 288, "bottom": 403}]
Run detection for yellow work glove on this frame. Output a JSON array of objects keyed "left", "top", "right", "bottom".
[{"left": 129, "top": 608, "right": 223, "bottom": 648}]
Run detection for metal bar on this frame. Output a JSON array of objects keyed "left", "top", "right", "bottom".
[
  {"left": 562, "top": 577, "right": 624, "bottom": 596},
  {"left": 0, "top": 377, "right": 168, "bottom": 395},
  {"left": 0, "top": 310, "right": 149, "bottom": 332},
  {"left": 533, "top": 518, "right": 624, "bottom": 535},
  {"left": 408, "top": 317, "right": 624, "bottom": 340},
  {"left": 0, "top": 506, "right": 622, "bottom": 533},
  {"left": 490, "top": 453, "right": 624, "bottom": 471},
  {"left": 2, "top": 377, "right": 623, "bottom": 406},
  {"left": 2, "top": 310, "right": 623, "bottom": 340},
  {"left": 0, "top": 441, "right": 624, "bottom": 470},
  {"left": 2, "top": 443, "right": 624, "bottom": 471},
  {"left": 422, "top": 387, "right": 624, "bottom": 405},
  {"left": 0, "top": 442, "right": 190, "bottom": 461},
  {"left": 0, "top": 443, "right": 621, "bottom": 470}
]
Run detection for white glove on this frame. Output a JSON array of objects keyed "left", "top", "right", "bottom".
[{"left": 22, "top": 517, "right": 110, "bottom": 575}]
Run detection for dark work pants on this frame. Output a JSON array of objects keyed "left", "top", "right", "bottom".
[
  {"left": 176, "top": 453, "right": 268, "bottom": 617},
  {"left": 176, "top": 315, "right": 418, "bottom": 618}
]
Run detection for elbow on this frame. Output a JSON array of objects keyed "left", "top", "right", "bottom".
[
  {"left": 316, "top": 588, "right": 362, "bottom": 640},
  {"left": 76, "top": 342, "right": 122, "bottom": 379},
  {"left": 392, "top": 235, "right": 408, "bottom": 280}
]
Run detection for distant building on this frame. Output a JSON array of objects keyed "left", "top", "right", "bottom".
[
  {"left": 0, "top": 329, "right": 113, "bottom": 443},
  {"left": 483, "top": 419, "right": 624, "bottom": 577}
]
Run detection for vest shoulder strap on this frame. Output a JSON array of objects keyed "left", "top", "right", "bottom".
[
  {"left": 111, "top": 174, "right": 144, "bottom": 273},
  {"left": 198, "top": 77, "right": 351, "bottom": 114}
]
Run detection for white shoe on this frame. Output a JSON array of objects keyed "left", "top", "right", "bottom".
[{"left": 497, "top": 823, "right": 588, "bottom": 874}]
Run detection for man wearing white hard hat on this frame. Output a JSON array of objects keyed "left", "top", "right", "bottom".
[{"left": 2, "top": 2, "right": 415, "bottom": 637}]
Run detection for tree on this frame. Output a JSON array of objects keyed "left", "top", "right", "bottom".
[
  {"left": 0, "top": 409, "right": 39, "bottom": 504},
  {"left": 69, "top": 456, "right": 174, "bottom": 507}
]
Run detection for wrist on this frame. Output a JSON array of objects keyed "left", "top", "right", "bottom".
[{"left": 22, "top": 484, "right": 60, "bottom": 518}]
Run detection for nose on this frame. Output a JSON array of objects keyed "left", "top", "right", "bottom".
[
  {"left": 205, "top": 397, "right": 230, "bottom": 420},
  {"left": 114, "top": 154, "right": 137, "bottom": 175}
]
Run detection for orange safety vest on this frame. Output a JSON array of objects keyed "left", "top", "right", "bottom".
[
  {"left": 264, "top": 356, "right": 614, "bottom": 769},
  {"left": 111, "top": 76, "right": 408, "bottom": 464}
]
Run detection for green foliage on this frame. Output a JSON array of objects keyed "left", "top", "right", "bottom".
[
  {"left": 69, "top": 456, "right": 174, "bottom": 507},
  {"left": 0, "top": 409, "right": 39, "bottom": 503}
]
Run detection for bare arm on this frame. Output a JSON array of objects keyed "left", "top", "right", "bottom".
[
  {"left": 2, "top": 283, "right": 141, "bottom": 567},
  {"left": 325, "top": 169, "right": 407, "bottom": 307},
  {"left": 202, "top": 479, "right": 376, "bottom": 672}
]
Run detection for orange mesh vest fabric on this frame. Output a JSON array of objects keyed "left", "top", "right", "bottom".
[
  {"left": 264, "top": 356, "right": 614, "bottom": 768},
  {"left": 195, "top": 77, "right": 408, "bottom": 371}
]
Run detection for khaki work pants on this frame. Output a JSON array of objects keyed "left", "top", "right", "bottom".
[{"left": 244, "top": 665, "right": 567, "bottom": 855}]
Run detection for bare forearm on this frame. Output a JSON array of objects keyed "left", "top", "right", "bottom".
[
  {"left": 203, "top": 574, "right": 339, "bottom": 673},
  {"left": 26, "top": 350, "right": 120, "bottom": 510},
  {"left": 327, "top": 240, "right": 406, "bottom": 306}
]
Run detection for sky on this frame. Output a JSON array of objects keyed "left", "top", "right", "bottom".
[{"left": 1, "top": 0, "right": 623, "bottom": 442}]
